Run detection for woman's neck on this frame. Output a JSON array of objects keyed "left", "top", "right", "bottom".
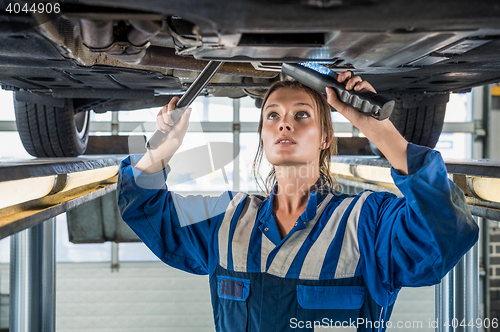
[{"left": 273, "top": 163, "right": 320, "bottom": 214}]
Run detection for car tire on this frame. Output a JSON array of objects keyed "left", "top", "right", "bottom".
[
  {"left": 14, "top": 95, "right": 90, "bottom": 157},
  {"left": 369, "top": 92, "right": 449, "bottom": 156}
]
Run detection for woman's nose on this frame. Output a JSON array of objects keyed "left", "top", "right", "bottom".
[{"left": 278, "top": 121, "right": 293, "bottom": 132}]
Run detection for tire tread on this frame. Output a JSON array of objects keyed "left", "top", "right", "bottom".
[
  {"left": 13, "top": 94, "right": 89, "bottom": 157},
  {"left": 388, "top": 92, "right": 449, "bottom": 148}
]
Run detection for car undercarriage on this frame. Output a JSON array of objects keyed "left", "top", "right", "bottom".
[{"left": 1, "top": 0, "right": 500, "bottom": 156}]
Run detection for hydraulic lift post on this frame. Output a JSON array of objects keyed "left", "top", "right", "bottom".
[{"left": 10, "top": 218, "right": 56, "bottom": 332}]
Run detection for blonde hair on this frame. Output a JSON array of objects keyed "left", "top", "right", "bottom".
[{"left": 252, "top": 80, "right": 338, "bottom": 195}]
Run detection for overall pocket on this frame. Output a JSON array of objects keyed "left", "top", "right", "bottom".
[
  {"left": 296, "top": 286, "right": 365, "bottom": 331},
  {"left": 217, "top": 276, "right": 250, "bottom": 331},
  {"left": 297, "top": 285, "right": 365, "bottom": 309}
]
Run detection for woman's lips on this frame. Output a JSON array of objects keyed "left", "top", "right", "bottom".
[{"left": 275, "top": 137, "right": 296, "bottom": 144}]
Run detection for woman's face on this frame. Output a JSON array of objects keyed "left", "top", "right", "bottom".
[{"left": 261, "top": 88, "right": 327, "bottom": 168}]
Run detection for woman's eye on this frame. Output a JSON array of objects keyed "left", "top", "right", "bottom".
[
  {"left": 296, "top": 111, "right": 310, "bottom": 118},
  {"left": 267, "top": 112, "right": 279, "bottom": 120}
]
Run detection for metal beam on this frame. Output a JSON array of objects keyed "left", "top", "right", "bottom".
[
  {"left": 436, "top": 270, "right": 454, "bottom": 332},
  {"left": 0, "top": 180, "right": 118, "bottom": 241},
  {"left": 233, "top": 98, "right": 240, "bottom": 191},
  {"left": 482, "top": 217, "right": 491, "bottom": 331},
  {"left": 332, "top": 155, "right": 500, "bottom": 178},
  {"left": 10, "top": 218, "right": 55, "bottom": 332},
  {"left": 0, "top": 119, "right": 479, "bottom": 134},
  {"left": 330, "top": 156, "right": 500, "bottom": 221},
  {"left": 89, "top": 121, "right": 259, "bottom": 133},
  {"left": 454, "top": 243, "right": 479, "bottom": 332},
  {"left": 442, "top": 122, "right": 475, "bottom": 133},
  {"left": 0, "top": 121, "right": 17, "bottom": 131},
  {"left": 435, "top": 242, "right": 479, "bottom": 332},
  {"left": 0, "top": 156, "right": 124, "bottom": 240},
  {"left": 0, "top": 156, "right": 124, "bottom": 182}
]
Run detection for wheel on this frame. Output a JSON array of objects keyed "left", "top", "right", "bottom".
[
  {"left": 14, "top": 93, "right": 90, "bottom": 157},
  {"left": 370, "top": 92, "right": 449, "bottom": 156}
]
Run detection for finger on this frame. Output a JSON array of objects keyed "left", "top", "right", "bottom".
[
  {"left": 353, "top": 80, "right": 377, "bottom": 93},
  {"left": 165, "top": 96, "right": 181, "bottom": 126},
  {"left": 326, "top": 86, "right": 348, "bottom": 113},
  {"left": 161, "top": 105, "right": 174, "bottom": 127},
  {"left": 345, "top": 75, "right": 363, "bottom": 90},
  {"left": 156, "top": 105, "right": 169, "bottom": 132},
  {"left": 325, "top": 87, "right": 337, "bottom": 103},
  {"left": 161, "top": 97, "right": 177, "bottom": 126},
  {"left": 164, "top": 114, "right": 175, "bottom": 128},
  {"left": 168, "top": 96, "right": 180, "bottom": 110},
  {"left": 336, "top": 71, "right": 352, "bottom": 83},
  {"left": 170, "top": 107, "right": 192, "bottom": 137}
]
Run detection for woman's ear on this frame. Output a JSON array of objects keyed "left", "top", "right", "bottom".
[{"left": 321, "top": 132, "right": 333, "bottom": 150}]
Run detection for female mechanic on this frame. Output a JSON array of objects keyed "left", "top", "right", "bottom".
[{"left": 117, "top": 72, "right": 479, "bottom": 332}]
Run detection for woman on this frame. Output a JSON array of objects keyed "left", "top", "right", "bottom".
[{"left": 118, "top": 72, "right": 478, "bottom": 332}]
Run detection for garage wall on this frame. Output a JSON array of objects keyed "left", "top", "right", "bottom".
[
  {"left": 488, "top": 94, "right": 500, "bottom": 321},
  {"left": 387, "top": 287, "right": 434, "bottom": 331},
  {"left": 490, "top": 224, "right": 500, "bottom": 320},
  {"left": 0, "top": 262, "right": 215, "bottom": 332},
  {"left": 56, "top": 262, "right": 215, "bottom": 332}
]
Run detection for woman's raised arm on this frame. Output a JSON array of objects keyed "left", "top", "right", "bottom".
[
  {"left": 134, "top": 96, "right": 192, "bottom": 174},
  {"left": 325, "top": 72, "right": 409, "bottom": 175}
]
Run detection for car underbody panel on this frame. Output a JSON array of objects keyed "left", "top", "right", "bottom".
[{"left": 1, "top": 0, "right": 500, "bottom": 108}]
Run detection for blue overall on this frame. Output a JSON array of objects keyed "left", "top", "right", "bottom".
[{"left": 117, "top": 143, "right": 478, "bottom": 332}]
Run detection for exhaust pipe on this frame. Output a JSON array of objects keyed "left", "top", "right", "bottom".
[
  {"left": 79, "top": 19, "right": 277, "bottom": 78},
  {"left": 128, "top": 20, "right": 162, "bottom": 46},
  {"left": 79, "top": 19, "right": 114, "bottom": 49},
  {"left": 139, "top": 47, "right": 278, "bottom": 78}
]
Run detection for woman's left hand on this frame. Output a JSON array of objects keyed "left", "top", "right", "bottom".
[
  {"left": 326, "top": 71, "right": 409, "bottom": 175},
  {"left": 325, "top": 71, "right": 381, "bottom": 132}
]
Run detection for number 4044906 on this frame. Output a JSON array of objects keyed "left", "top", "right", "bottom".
[
  {"left": 441, "top": 318, "right": 499, "bottom": 329},
  {"left": 5, "top": 2, "right": 61, "bottom": 14}
]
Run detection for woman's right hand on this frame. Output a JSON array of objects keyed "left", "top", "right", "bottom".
[
  {"left": 134, "top": 97, "right": 192, "bottom": 174},
  {"left": 155, "top": 97, "right": 192, "bottom": 153}
]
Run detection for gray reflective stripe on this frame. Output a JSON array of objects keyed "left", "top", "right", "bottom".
[
  {"left": 299, "top": 197, "right": 355, "bottom": 280},
  {"left": 267, "top": 193, "right": 333, "bottom": 278},
  {"left": 261, "top": 234, "right": 274, "bottom": 272},
  {"left": 232, "top": 195, "right": 262, "bottom": 272},
  {"left": 334, "top": 191, "right": 372, "bottom": 279},
  {"left": 218, "top": 192, "right": 246, "bottom": 269}
]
